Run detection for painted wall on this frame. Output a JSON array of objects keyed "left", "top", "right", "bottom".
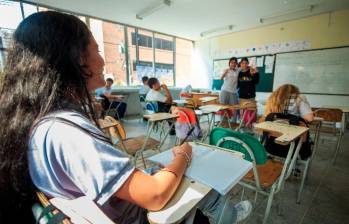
[{"left": 194, "top": 9, "right": 349, "bottom": 108}]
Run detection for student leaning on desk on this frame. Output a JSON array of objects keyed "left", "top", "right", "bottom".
[
  {"left": 262, "top": 84, "right": 314, "bottom": 160},
  {"left": 0, "top": 11, "right": 251, "bottom": 223},
  {"left": 263, "top": 84, "right": 314, "bottom": 123}
]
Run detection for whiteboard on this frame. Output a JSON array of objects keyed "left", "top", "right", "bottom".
[{"left": 273, "top": 47, "right": 349, "bottom": 95}]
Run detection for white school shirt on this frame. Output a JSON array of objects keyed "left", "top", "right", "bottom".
[
  {"left": 221, "top": 68, "right": 240, "bottom": 93},
  {"left": 28, "top": 111, "right": 137, "bottom": 221},
  {"left": 146, "top": 89, "right": 167, "bottom": 103},
  {"left": 285, "top": 95, "right": 313, "bottom": 118}
]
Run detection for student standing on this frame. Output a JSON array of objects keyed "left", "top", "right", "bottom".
[
  {"left": 237, "top": 57, "right": 259, "bottom": 100},
  {"left": 219, "top": 57, "right": 240, "bottom": 105}
]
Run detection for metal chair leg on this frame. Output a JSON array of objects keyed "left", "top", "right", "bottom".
[
  {"left": 332, "top": 133, "right": 343, "bottom": 164},
  {"left": 263, "top": 184, "right": 276, "bottom": 224},
  {"left": 297, "top": 160, "right": 310, "bottom": 204}
]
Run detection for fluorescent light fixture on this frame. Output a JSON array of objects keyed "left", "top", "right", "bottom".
[
  {"left": 260, "top": 5, "right": 315, "bottom": 24},
  {"left": 200, "top": 25, "right": 234, "bottom": 37},
  {"left": 136, "top": 0, "right": 171, "bottom": 20}
]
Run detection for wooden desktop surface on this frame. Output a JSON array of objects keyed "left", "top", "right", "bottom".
[
  {"left": 143, "top": 113, "right": 179, "bottom": 122},
  {"left": 254, "top": 121, "right": 309, "bottom": 145}
]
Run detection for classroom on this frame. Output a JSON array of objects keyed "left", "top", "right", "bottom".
[{"left": 0, "top": 0, "right": 348, "bottom": 223}]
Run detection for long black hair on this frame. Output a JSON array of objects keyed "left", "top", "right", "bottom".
[{"left": 0, "top": 11, "right": 97, "bottom": 222}]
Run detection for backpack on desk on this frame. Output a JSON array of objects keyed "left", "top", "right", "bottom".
[{"left": 262, "top": 113, "right": 313, "bottom": 160}]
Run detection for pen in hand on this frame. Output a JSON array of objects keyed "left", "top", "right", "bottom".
[{"left": 179, "top": 127, "right": 195, "bottom": 145}]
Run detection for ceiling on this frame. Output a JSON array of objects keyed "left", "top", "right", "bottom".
[{"left": 26, "top": 0, "right": 349, "bottom": 40}]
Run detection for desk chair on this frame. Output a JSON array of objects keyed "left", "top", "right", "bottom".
[
  {"left": 210, "top": 128, "right": 293, "bottom": 224},
  {"left": 34, "top": 192, "right": 114, "bottom": 224},
  {"left": 172, "top": 107, "right": 204, "bottom": 144},
  {"left": 104, "top": 116, "right": 160, "bottom": 168},
  {"left": 145, "top": 101, "right": 158, "bottom": 114},
  {"left": 313, "top": 108, "right": 343, "bottom": 164}
]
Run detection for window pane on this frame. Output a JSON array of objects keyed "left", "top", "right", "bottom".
[
  {"left": 23, "top": 2, "right": 38, "bottom": 18},
  {"left": 127, "top": 27, "right": 138, "bottom": 85},
  {"left": 136, "top": 29, "right": 154, "bottom": 85},
  {"left": 176, "top": 38, "right": 193, "bottom": 87},
  {"left": 0, "top": 0, "right": 22, "bottom": 29},
  {"left": 101, "top": 22, "right": 127, "bottom": 86},
  {"left": 154, "top": 33, "right": 174, "bottom": 86},
  {"left": 0, "top": 49, "right": 6, "bottom": 71}
]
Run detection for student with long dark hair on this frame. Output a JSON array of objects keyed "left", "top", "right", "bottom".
[
  {"left": 0, "top": 11, "right": 251, "bottom": 223},
  {"left": 237, "top": 57, "right": 259, "bottom": 100}
]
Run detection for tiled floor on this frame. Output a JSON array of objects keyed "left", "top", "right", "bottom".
[{"left": 121, "top": 118, "right": 349, "bottom": 224}]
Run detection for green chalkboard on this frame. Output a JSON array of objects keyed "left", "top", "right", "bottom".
[{"left": 213, "top": 55, "right": 275, "bottom": 92}]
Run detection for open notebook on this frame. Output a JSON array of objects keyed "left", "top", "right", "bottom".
[{"left": 148, "top": 143, "right": 252, "bottom": 195}]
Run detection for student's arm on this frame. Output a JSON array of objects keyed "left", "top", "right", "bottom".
[
  {"left": 251, "top": 71, "right": 259, "bottom": 84},
  {"left": 220, "top": 68, "right": 229, "bottom": 80},
  {"left": 303, "top": 113, "right": 314, "bottom": 122},
  {"left": 298, "top": 96, "right": 314, "bottom": 122},
  {"left": 115, "top": 143, "right": 191, "bottom": 211},
  {"left": 103, "top": 92, "right": 123, "bottom": 101},
  {"left": 161, "top": 84, "right": 173, "bottom": 104}
]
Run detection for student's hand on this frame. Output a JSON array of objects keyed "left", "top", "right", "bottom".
[
  {"left": 172, "top": 143, "right": 192, "bottom": 164},
  {"left": 161, "top": 84, "right": 168, "bottom": 90},
  {"left": 250, "top": 66, "right": 258, "bottom": 74}
]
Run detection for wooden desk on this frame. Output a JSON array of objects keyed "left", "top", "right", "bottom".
[
  {"left": 254, "top": 121, "right": 309, "bottom": 181},
  {"left": 190, "top": 92, "right": 219, "bottom": 106},
  {"left": 199, "top": 96, "right": 218, "bottom": 104},
  {"left": 321, "top": 105, "right": 349, "bottom": 113},
  {"left": 98, "top": 119, "right": 117, "bottom": 130},
  {"left": 144, "top": 113, "right": 178, "bottom": 122},
  {"left": 321, "top": 105, "right": 349, "bottom": 130},
  {"left": 254, "top": 121, "right": 308, "bottom": 145},
  {"left": 148, "top": 177, "right": 211, "bottom": 224},
  {"left": 147, "top": 142, "right": 250, "bottom": 224},
  {"left": 142, "top": 113, "right": 179, "bottom": 154}
]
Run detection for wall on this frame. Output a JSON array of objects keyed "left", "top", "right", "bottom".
[{"left": 194, "top": 9, "right": 349, "bottom": 107}]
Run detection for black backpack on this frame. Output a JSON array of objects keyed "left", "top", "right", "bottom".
[{"left": 262, "top": 113, "right": 313, "bottom": 160}]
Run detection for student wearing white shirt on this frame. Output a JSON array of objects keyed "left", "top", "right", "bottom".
[
  {"left": 139, "top": 76, "right": 150, "bottom": 95},
  {"left": 95, "top": 78, "right": 127, "bottom": 119},
  {"left": 146, "top": 77, "right": 173, "bottom": 108},
  {"left": 264, "top": 84, "right": 314, "bottom": 122},
  {"left": 219, "top": 57, "right": 240, "bottom": 105}
]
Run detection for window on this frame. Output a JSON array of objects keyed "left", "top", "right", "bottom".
[
  {"left": 0, "top": 0, "right": 22, "bottom": 30},
  {"left": 0, "top": 0, "right": 23, "bottom": 71},
  {"left": 127, "top": 27, "right": 138, "bottom": 85},
  {"left": 101, "top": 22, "right": 127, "bottom": 86},
  {"left": 22, "top": 2, "right": 38, "bottom": 18},
  {"left": 154, "top": 33, "right": 174, "bottom": 86},
  {"left": 176, "top": 38, "right": 193, "bottom": 87}
]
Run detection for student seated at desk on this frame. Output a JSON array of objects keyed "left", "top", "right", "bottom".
[
  {"left": 263, "top": 84, "right": 314, "bottom": 160},
  {"left": 139, "top": 76, "right": 150, "bottom": 96},
  {"left": 146, "top": 77, "right": 173, "bottom": 113},
  {"left": 96, "top": 78, "right": 127, "bottom": 119},
  {"left": 0, "top": 11, "right": 253, "bottom": 223},
  {"left": 264, "top": 84, "right": 314, "bottom": 122}
]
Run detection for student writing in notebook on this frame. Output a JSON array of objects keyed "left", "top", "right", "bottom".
[{"left": 0, "top": 11, "right": 252, "bottom": 223}]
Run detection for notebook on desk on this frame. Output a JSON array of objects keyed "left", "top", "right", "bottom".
[{"left": 148, "top": 143, "right": 252, "bottom": 195}]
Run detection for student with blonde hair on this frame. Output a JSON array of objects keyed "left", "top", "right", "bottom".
[{"left": 264, "top": 84, "right": 314, "bottom": 122}]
